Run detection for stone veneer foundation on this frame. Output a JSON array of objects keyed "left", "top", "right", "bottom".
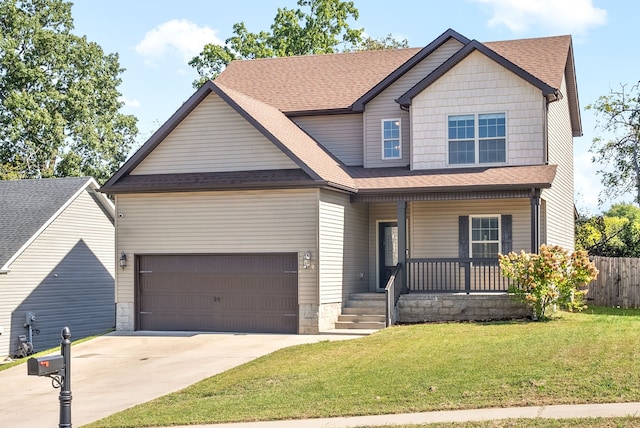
[{"left": 399, "top": 293, "right": 531, "bottom": 323}]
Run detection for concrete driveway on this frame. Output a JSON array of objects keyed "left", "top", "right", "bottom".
[{"left": 0, "top": 330, "right": 366, "bottom": 427}]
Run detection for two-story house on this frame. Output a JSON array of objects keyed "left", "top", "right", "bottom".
[{"left": 101, "top": 29, "right": 580, "bottom": 334}]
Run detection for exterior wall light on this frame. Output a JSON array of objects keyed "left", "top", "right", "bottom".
[{"left": 119, "top": 251, "right": 127, "bottom": 269}]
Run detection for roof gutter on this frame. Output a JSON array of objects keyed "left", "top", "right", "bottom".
[{"left": 355, "top": 183, "right": 552, "bottom": 195}]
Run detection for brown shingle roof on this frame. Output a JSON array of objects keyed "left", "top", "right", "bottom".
[
  {"left": 103, "top": 170, "right": 314, "bottom": 194},
  {"left": 214, "top": 82, "right": 356, "bottom": 191},
  {"left": 485, "top": 35, "right": 570, "bottom": 91},
  {"left": 350, "top": 165, "right": 557, "bottom": 193},
  {"left": 215, "top": 34, "right": 572, "bottom": 114},
  {"left": 215, "top": 48, "right": 420, "bottom": 113}
]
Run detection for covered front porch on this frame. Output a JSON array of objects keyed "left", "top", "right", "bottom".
[{"left": 353, "top": 188, "right": 544, "bottom": 325}]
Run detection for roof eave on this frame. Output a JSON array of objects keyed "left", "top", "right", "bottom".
[
  {"left": 356, "top": 182, "right": 553, "bottom": 195},
  {"left": 565, "top": 41, "right": 583, "bottom": 137},
  {"left": 102, "top": 180, "right": 328, "bottom": 194},
  {"left": 284, "top": 107, "right": 356, "bottom": 117}
]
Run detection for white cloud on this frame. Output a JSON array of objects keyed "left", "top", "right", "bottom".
[
  {"left": 471, "top": 0, "right": 607, "bottom": 34},
  {"left": 135, "top": 19, "right": 221, "bottom": 64},
  {"left": 118, "top": 96, "right": 141, "bottom": 108}
]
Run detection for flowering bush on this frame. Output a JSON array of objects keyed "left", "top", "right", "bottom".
[{"left": 499, "top": 245, "right": 599, "bottom": 320}]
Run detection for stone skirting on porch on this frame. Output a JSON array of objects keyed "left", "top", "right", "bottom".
[{"left": 398, "top": 293, "right": 531, "bottom": 323}]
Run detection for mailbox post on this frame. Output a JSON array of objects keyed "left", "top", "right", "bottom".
[
  {"left": 60, "top": 327, "right": 72, "bottom": 427},
  {"left": 27, "top": 327, "right": 72, "bottom": 428}
]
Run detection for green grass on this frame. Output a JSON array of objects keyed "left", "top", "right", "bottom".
[{"left": 85, "top": 308, "right": 640, "bottom": 428}]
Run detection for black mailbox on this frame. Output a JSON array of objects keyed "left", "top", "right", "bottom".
[{"left": 27, "top": 355, "right": 64, "bottom": 376}]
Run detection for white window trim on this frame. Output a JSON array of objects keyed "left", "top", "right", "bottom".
[
  {"left": 469, "top": 214, "right": 501, "bottom": 258},
  {"left": 447, "top": 113, "right": 507, "bottom": 166},
  {"left": 381, "top": 118, "right": 402, "bottom": 160}
]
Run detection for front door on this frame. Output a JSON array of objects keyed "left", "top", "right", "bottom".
[{"left": 378, "top": 221, "right": 398, "bottom": 290}]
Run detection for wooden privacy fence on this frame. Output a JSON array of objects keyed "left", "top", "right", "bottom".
[{"left": 588, "top": 256, "right": 640, "bottom": 308}]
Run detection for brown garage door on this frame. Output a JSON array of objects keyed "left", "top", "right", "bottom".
[{"left": 137, "top": 254, "right": 298, "bottom": 333}]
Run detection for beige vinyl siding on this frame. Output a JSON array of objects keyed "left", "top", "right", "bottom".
[
  {"left": 410, "top": 199, "right": 531, "bottom": 258},
  {"left": 543, "top": 74, "right": 575, "bottom": 250},
  {"left": 364, "top": 38, "right": 463, "bottom": 168},
  {"left": 318, "top": 190, "right": 368, "bottom": 304},
  {"left": 115, "top": 189, "right": 319, "bottom": 308},
  {"left": 411, "top": 50, "right": 545, "bottom": 170},
  {"left": 132, "top": 93, "right": 297, "bottom": 175},
  {"left": 293, "top": 114, "right": 364, "bottom": 166},
  {"left": 0, "top": 190, "right": 114, "bottom": 356}
]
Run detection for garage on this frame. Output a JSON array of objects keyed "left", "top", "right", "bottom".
[{"left": 136, "top": 253, "right": 298, "bottom": 333}]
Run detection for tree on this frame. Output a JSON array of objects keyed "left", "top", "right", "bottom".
[
  {"left": 190, "top": 0, "right": 408, "bottom": 87},
  {"left": 0, "top": 0, "right": 138, "bottom": 183},
  {"left": 350, "top": 34, "right": 409, "bottom": 51},
  {"left": 587, "top": 82, "right": 640, "bottom": 205},
  {"left": 575, "top": 203, "right": 640, "bottom": 256}
]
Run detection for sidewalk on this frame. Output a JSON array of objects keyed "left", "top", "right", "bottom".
[{"left": 161, "top": 402, "right": 640, "bottom": 428}]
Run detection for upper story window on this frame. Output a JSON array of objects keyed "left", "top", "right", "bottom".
[
  {"left": 470, "top": 215, "right": 500, "bottom": 258},
  {"left": 448, "top": 113, "right": 506, "bottom": 165},
  {"left": 382, "top": 119, "right": 401, "bottom": 159}
]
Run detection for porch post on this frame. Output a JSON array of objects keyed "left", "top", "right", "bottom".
[
  {"left": 530, "top": 189, "right": 541, "bottom": 253},
  {"left": 397, "top": 201, "right": 407, "bottom": 293}
]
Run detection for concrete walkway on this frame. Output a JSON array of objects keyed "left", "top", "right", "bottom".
[{"left": 162, "top": 402, "right": 640, "bottom": 427}]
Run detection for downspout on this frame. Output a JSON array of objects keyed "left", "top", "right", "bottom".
[
  {"left": 543, "top": 97, "right": 549, "bottom": 164},
  {"left": 544, "top": 89, "right": 563, "bottom": 163}
]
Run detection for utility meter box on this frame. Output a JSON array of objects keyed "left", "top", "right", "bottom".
[{"left": 27, "top": 355, "right": 64, "bottom": 376}]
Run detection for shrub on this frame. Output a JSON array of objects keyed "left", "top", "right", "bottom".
[{"left": 499, "top": 245, "right": 599, "bottom": 320}]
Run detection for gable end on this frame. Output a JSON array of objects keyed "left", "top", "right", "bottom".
[
  {"left": 351, "top": 28, "right": 470, "bottom": 111},
  {"left": 397, "top": 40, "right": 559, "bottom": 107}
]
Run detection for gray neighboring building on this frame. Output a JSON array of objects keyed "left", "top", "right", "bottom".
[{"left": 0, "top": 177, "right": 115, "bottom": 357}]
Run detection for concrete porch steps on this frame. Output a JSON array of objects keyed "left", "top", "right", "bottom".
[{"left": 335, "top": 293, "right": 386, "bottom": 330}]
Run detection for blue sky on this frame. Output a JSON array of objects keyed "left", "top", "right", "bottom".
[{"left": 70, "top": 0, "right": 636, "bottom": 214}]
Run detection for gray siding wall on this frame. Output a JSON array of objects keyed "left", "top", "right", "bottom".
[
  {"left": 0, "top": 190, "right": 114, "bottom": 356},
  {"left": 115, "top": 189, "right": 320, "bottom": 331},
  {"left": 318, "top": 190, "right": 369, "bottom": 304},
  {"left": 132, "top": 93, "right": 297, "bottom": 174},
  {"left": 293, "top": 114, "right": 364, "bottom": 166},
  {"left": 543, "top": 75, "right": 575, "bottom": 250},
  {"left": 364, "top": 38, "right": 463, "bottom": 168}
]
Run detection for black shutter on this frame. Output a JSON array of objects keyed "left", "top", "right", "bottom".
[
  {"left": 501, "top": 214, "right": 512, "bottom": 254},
  {"left": 459, "top": 216, "right": 469, "bottom": 258}
]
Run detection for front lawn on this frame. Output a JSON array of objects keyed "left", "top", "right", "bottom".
[{"left": 86, "top": 307, "right": 640, "bottom": 428}]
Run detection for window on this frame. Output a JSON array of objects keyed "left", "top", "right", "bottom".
[
  {"left": 471, "top": 216, "right": 500, "bottom": 258},
  {"left": 382, "top": 119, "right": 401, "bottom": 159},
  {"left": 448, "top": 113, "right": 506, "bottom": 165}
]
